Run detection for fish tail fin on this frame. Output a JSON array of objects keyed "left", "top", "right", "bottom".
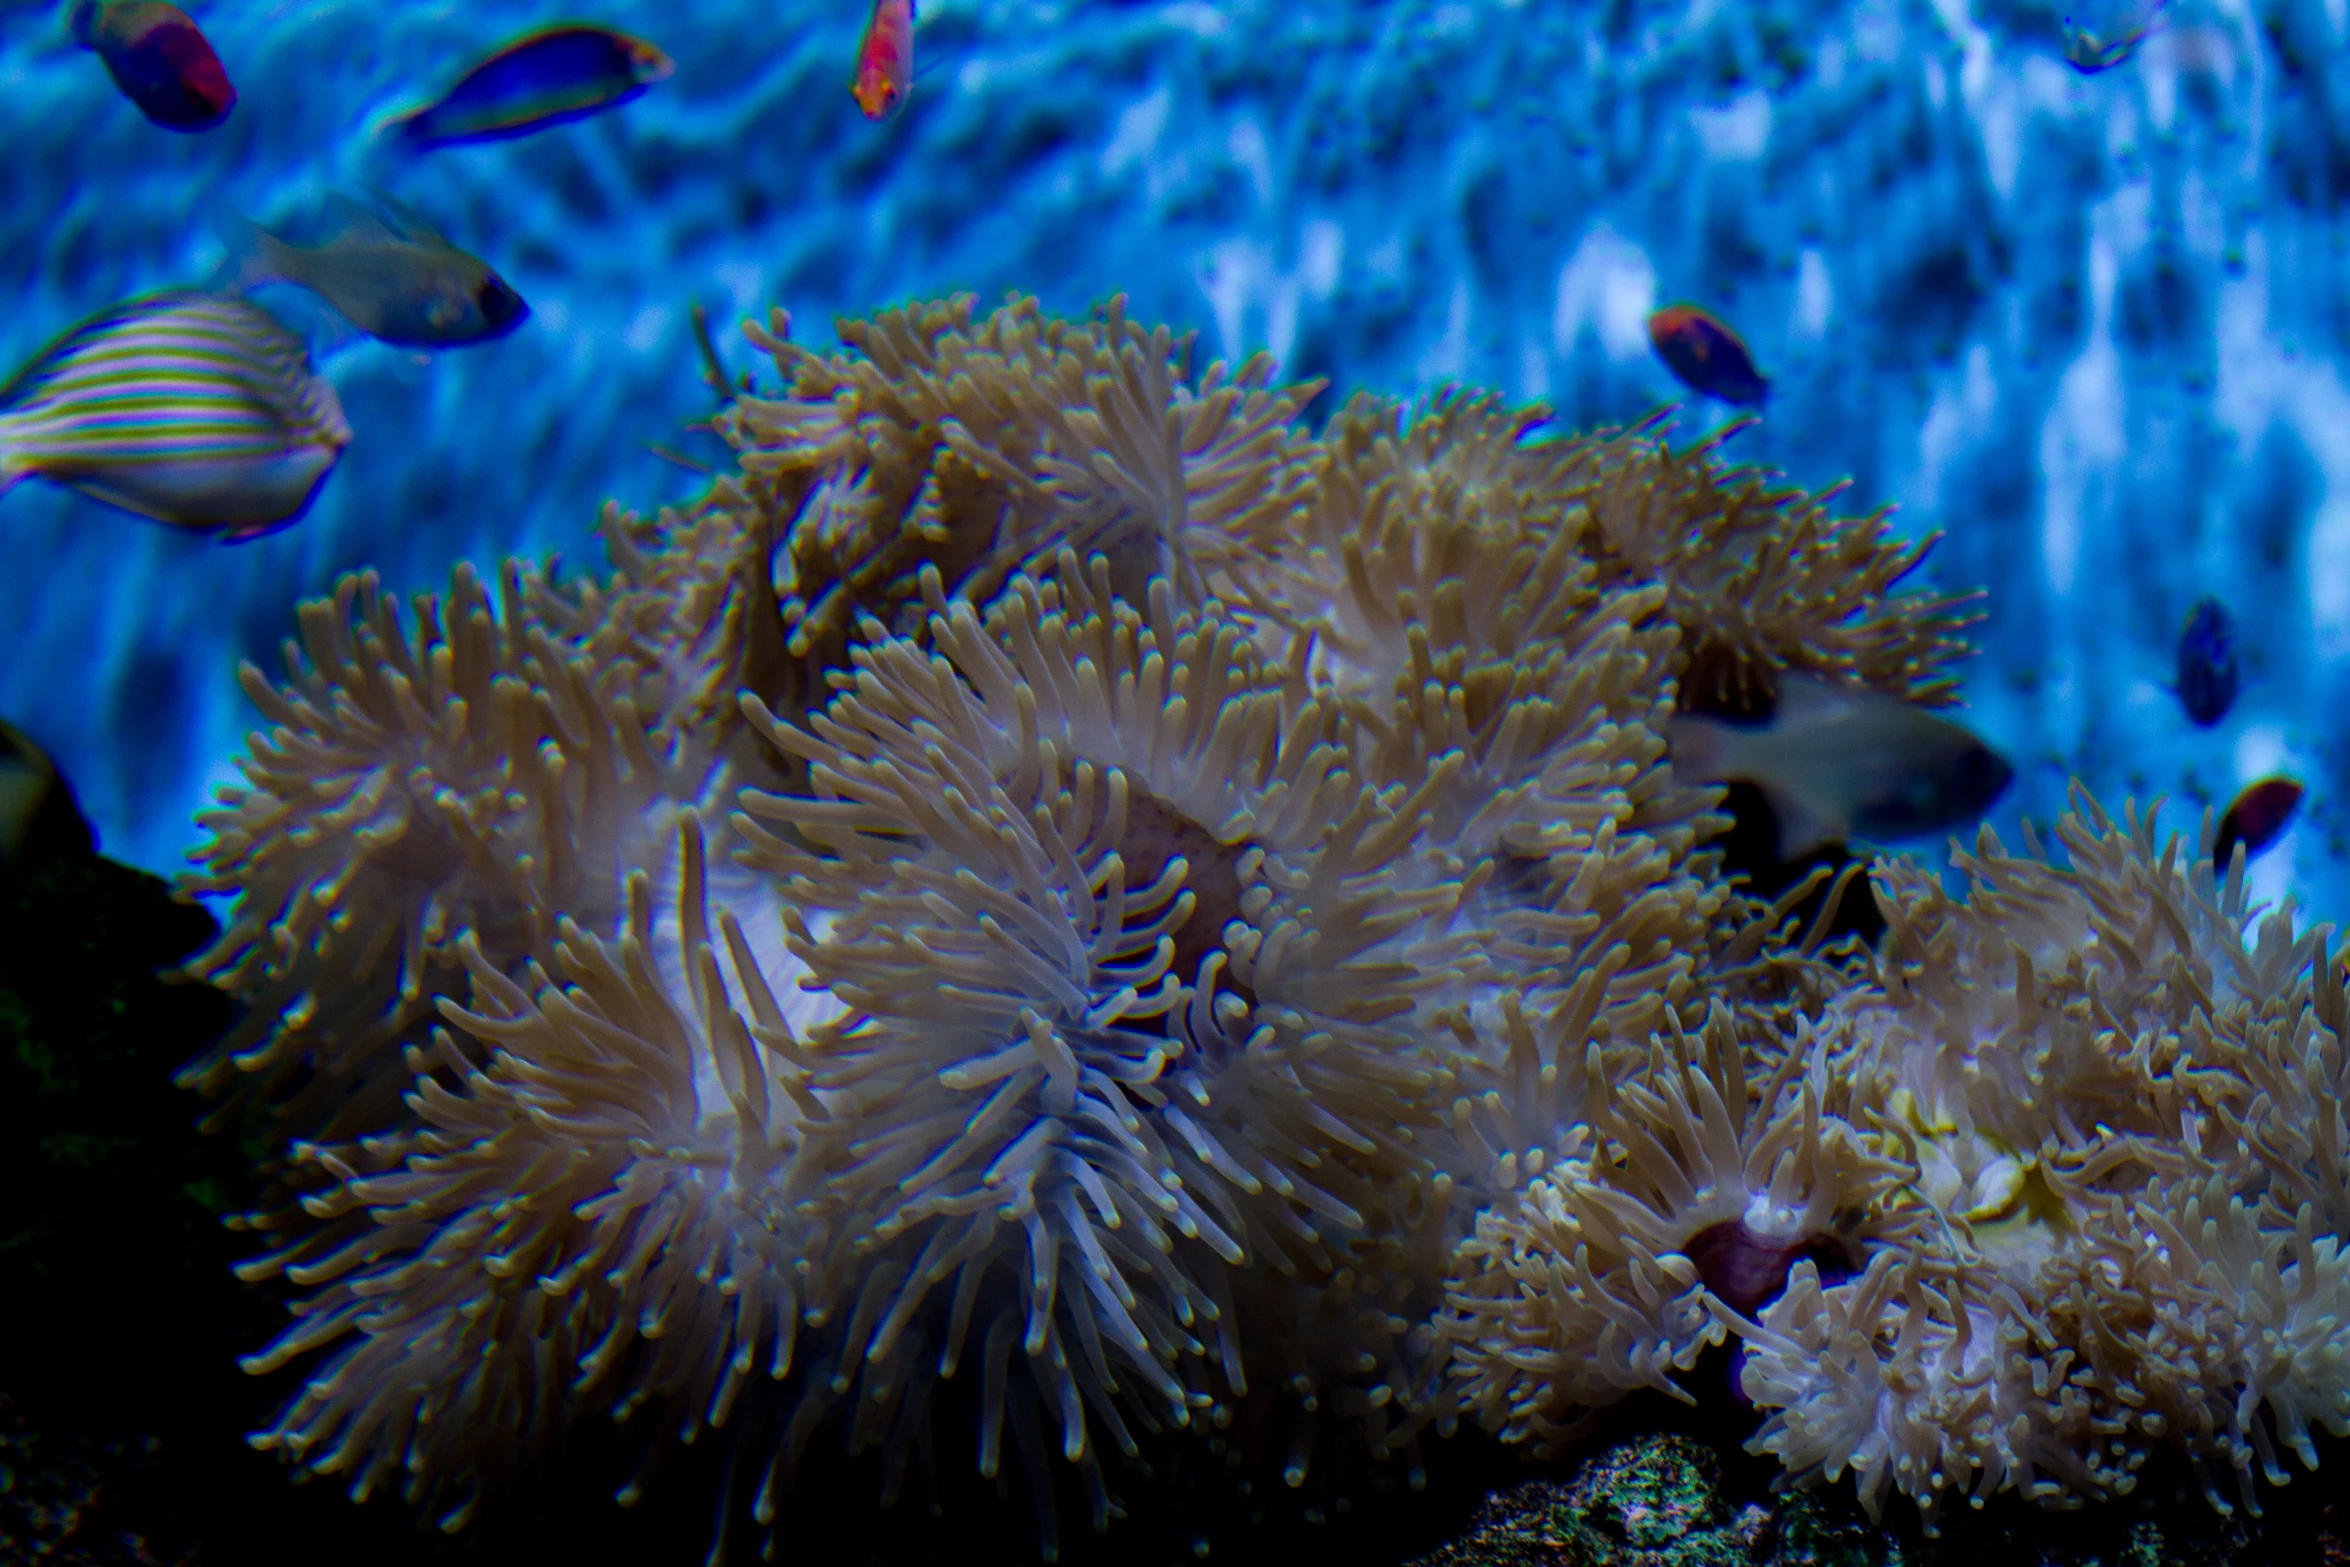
[
  {"left": 67, "top": 0, "right": 97, "bottom": 48},
  {"left": 371, "top": 107, "right": 430, "bottom": 152},
  {"left": 1666, "top": 712, "right": 1739, "bottom": 786},
  {"left": 207, "top": 203, "right": 288, "bottom": 293}
]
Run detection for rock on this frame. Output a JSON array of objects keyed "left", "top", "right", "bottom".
[{"left": 1396, "top": 1426, "right": 2336, "bottom": 1567}]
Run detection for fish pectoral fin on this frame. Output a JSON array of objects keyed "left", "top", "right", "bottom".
[
  {"left": 1764, "top": 783, "right": 1847, "bottom": 861},
  {"left": 318, "top": 192, "right": 407, "bottom": 248},
  {"left": 237, "top": 282, "right": 367, "bottom": 363},
  {"left": 208, "top": 202, "right": 284, "bottom": 292},
  {"left": 361, "top": 185, "right": 452, "bottom": 248}
]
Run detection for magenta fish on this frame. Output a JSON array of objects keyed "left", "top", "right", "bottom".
[{"left": 70, "top": 0, "right": 235, "bottom": 131}]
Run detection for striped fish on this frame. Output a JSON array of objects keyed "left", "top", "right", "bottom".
[{"left": 0, "top": 291, "right": 351, "bottom": 539}]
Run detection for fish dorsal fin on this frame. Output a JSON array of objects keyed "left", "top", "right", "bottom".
[
  {"left": 1, "top": 291, "right": 204, "bottom": 410},
  {"left": 1770, "top": 671, "right": 1861, "bottom": 725},
  {"left": 317, "top": 192, "right": 406, "bottom": 247},
  {"left": 361, "top": 186, "right": 451, "bottom": 248}
]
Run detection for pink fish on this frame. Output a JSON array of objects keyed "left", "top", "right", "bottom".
[
  {"left": 852, "top": 0, "right": 915, "bottom": 121},
  {"left": 69, "top": 0, "right": 235, "bottom": 131}
]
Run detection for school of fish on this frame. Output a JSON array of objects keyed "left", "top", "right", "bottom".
[
  {"left": 0, "top": 1, "right": 933, "bottom": 542},
  {"left": 2, "top": 0, "right": 2301, "bottom": 880}
]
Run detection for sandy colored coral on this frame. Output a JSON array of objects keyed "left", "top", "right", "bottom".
[
  {"left": 1446, "top": 788, "right": 2350, "bottom": 1531},
  {"left": 178, "top": 564, "right": 729, "bottom": 1138},
  {"left": 231, "top": 823, "right": 832, "bottom": 1530},
  {"left": 183, "top": 291, "right": 2029, "bottom": 1554}
]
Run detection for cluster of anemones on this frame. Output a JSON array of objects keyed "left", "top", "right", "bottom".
[
  {"left": 1444, "top": 791, "right": 2350, "bottom": 1528},
  {"left": 186, "top": 293, "right": 2023, "bottom": 1555}
]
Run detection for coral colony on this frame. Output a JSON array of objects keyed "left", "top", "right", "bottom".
[{"left": 179, "top": 295, "right": 2350, "bottom": 1557}]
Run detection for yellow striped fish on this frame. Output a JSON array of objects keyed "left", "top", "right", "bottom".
[{"left": 0, "top": 290, "right": 351, "bottom": 540}]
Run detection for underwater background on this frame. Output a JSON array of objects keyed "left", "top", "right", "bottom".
[
  {"left": 2, "top": 0, "right": 2342, "bottom": 915},
  {"left": 11, "top": 1, "right": 2350, "bottom": 1565}
]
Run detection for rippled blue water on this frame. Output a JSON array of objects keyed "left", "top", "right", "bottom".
[{"left": 2, "top": 0, "right": 2342, "bottom": 922}]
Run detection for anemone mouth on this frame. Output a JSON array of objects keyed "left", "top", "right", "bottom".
[
  {"left": 1684, "top": 1218, "right": 1856, "bottom": 1316},
  {"left": 1118, "top": 786, "right": 1254, "bottom": 1003}
]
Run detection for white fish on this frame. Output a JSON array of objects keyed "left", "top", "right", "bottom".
[
  {"left": 0, "top": 291, "right": 351, "bottom": 539},
  {"left": 219, "top": 194, "right": 529, "bottom": 349},
  {"left": 1670, "top": 673, "right": 2013, "bottom": 858}
]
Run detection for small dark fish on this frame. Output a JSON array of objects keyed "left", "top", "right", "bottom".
[
  {"left": 2063, "top": 0, "right": 2170, "bottom": 74},
  {"left": 0, "top": 720, "right": 92, "bottom": 866},
  {"left": 69, "top": 0, "right": 234, "bottom": 131},
  {"left": 2214, "top": 777, "right": 2303, "bottom": 871},
  {"left": 2175, "top": 596, "right": 2238, "bottom": 727},
  {"left": 1670, "top": 674, "right": 2012, "bottom": 857},
  {"left": 383, "top": 25, "right": 673, "bottom": 150},
  {"left": 852, "top": 0, "right": 915, "bottom": 121},
  {"left": 220, "top": 193, "right": 528, "bottom": 349},
  {"left": 1647, "top": 304, "right": 1770, "bottom": 407},
  {"left": 0, "top": 291, "right": 350, "bottom": 538}
]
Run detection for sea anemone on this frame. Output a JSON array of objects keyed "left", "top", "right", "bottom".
[
  {"left": 178, "top": 563, "right": 728, "bottom": 1138},
  {"left": 1455, "top": 788, "right": 2350, "bottom": 1531},
  {"left": 1442, "top": 1001, "right": 1921, "bottom": 1447},
  {"left": 1561, "top": 415, "right": 1982, "bottom": 712},
  {"left": 187, "top": 290, "right": 2029, "bottom": 1552},
  {"left": 230, "top": 819, "right": 834, "bottom": 1533},
  {"left": 726, "top": 557, "right": 1456, "bottom": 1538},
  {"left": 726, "top": 293, "right": 1323, "bottom": 676}
]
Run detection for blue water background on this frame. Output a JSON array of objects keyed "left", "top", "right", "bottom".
[{"left": 1, "top": 0, "right": 2342, "bottom": 924}]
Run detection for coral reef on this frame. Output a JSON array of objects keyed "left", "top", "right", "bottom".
[{"left": 199, "top": 291, "right": 2279, "bottom": 1558}]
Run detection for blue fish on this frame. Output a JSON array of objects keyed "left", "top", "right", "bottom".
[
  {"left": 382, "top": 25, "right": 673, "bottom": 149},
  {"left": 2175, "top": 597, "right": 2237, "bottom": 726},
  {"left": 0, "top": 291, "right": 350, "bottom": 539}
]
